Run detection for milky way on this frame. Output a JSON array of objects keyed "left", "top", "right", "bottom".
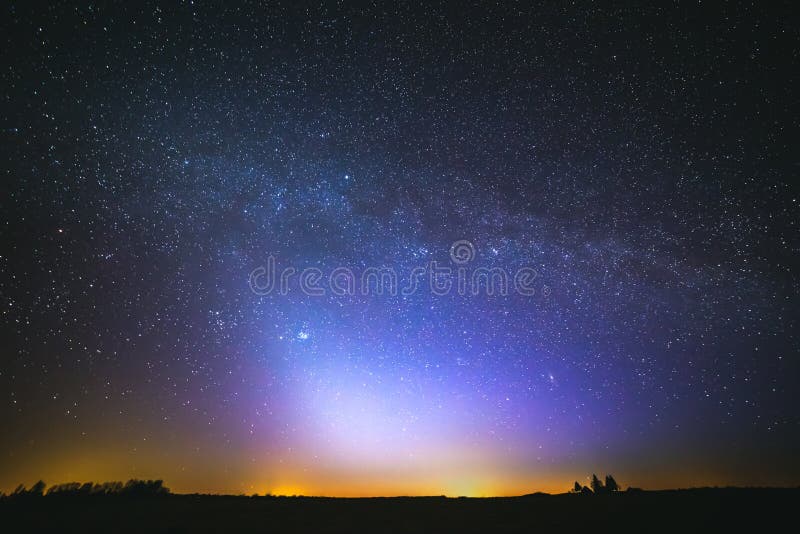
[{"left": 1, "top": 3, "right": 798, "bottom": 495}]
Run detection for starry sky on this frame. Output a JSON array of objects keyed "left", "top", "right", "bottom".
[{"left": 1, "top": 2, "right": 798, "bottom": 496}]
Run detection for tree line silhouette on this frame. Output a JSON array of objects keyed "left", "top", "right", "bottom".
[
  {"left": 570, "top": 474, "right": 632, "bottom": 495},
  {"left": 2, "top": 475, "right": 633, "bottom": 499},
  {"left": 1, "top": 479, "right": 170, "bottom": 498}
]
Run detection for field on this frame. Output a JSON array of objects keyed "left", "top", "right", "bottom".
[{"left": 2, "top": 487, "right": 796, "bottom": 533}]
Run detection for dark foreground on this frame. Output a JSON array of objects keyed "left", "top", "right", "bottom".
[{"left": 2, "top": 487, "right": 797, "bottom": 533}]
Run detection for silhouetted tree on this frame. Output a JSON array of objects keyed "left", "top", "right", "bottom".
[
  {"left": 30, "top": 480, "right": 46, "bottom": 496},
  {"left": 10, "top": 481, "right": 46, "bottom": 497},
  {"left": 121, "top": 479, "right": 169, "bottom": 496},
  {"left": 36, "top": 479, "right": 170, "bottom": 497},
  {"left": 591, "top": 474, "right": 605, "bottom": 494},
  {"left": 572, "top": 481, "right": 582, "bottom": 493},
  {"left": 47, "top": 482, "right": 80, "bottom": 495},
  {"left": 98, "top": 481, "right": 123, "bottom": 494},
  {"left": 605, "top": 475, "right": 619, "bottom": 492}
]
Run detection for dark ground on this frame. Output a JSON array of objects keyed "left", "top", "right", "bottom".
[{"left": 1, "top": 487, "right": 797, "bottom": 533}]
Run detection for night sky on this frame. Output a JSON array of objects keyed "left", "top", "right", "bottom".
[{"left": 2, "top": 2, "right": 798, "bottom": 496}]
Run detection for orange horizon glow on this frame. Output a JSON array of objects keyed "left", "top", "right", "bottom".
[
  {"left": 3, "top": 417, "right": 797, "bottom": 498},
  {"left": 3, "top": 447, "right": 795, "bottom": 498}
]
